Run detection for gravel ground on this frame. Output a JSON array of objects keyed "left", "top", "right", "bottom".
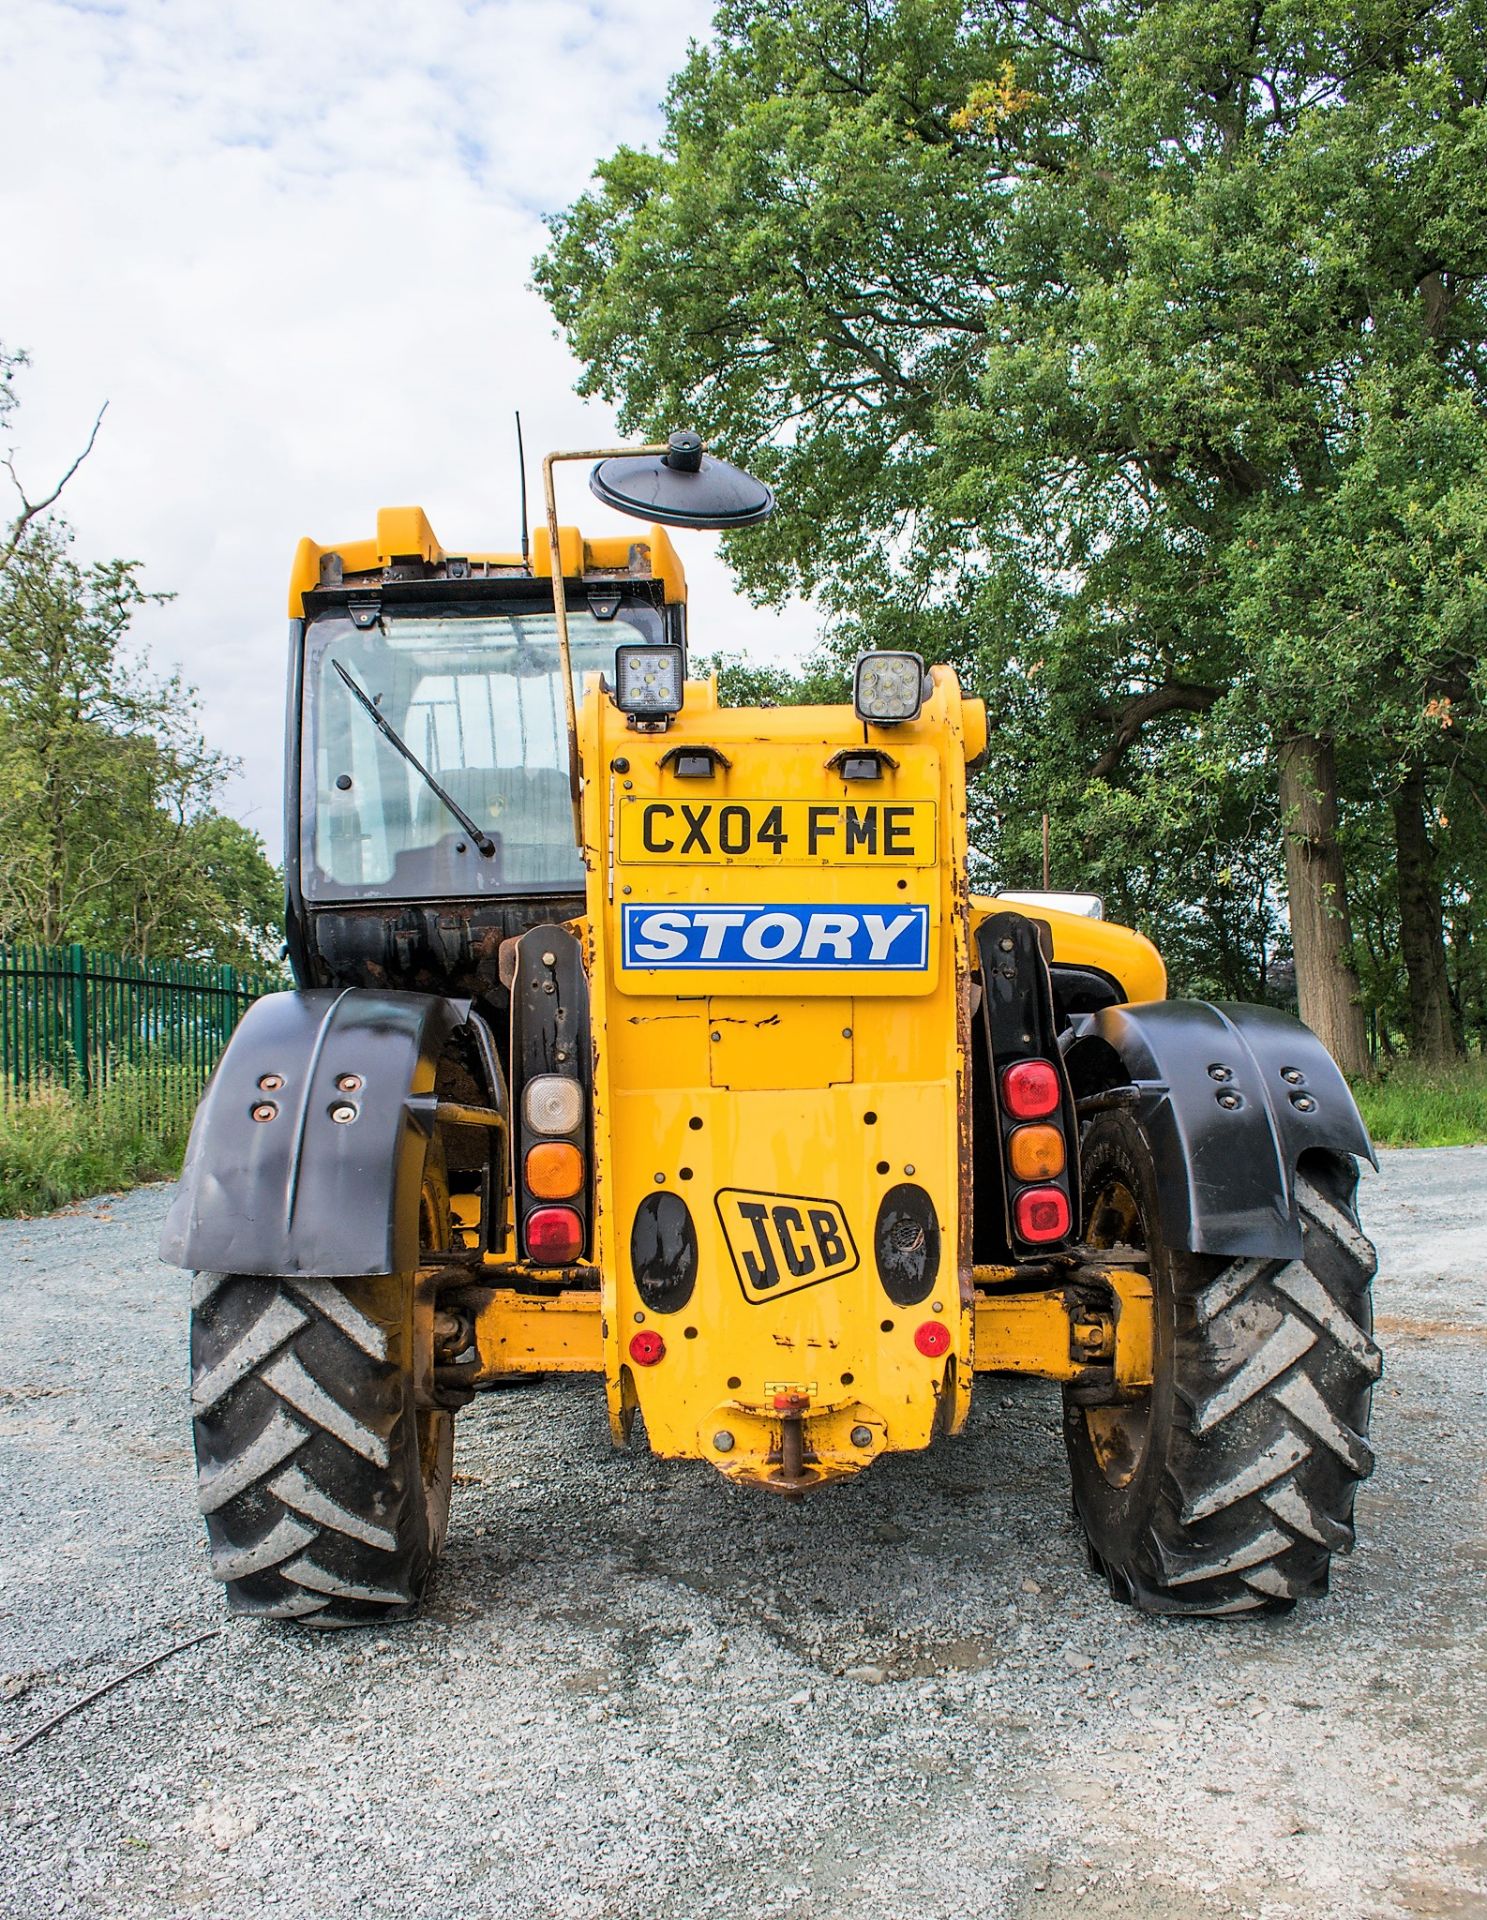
[{"left": 2, "top": 1150, "right": 1484, "bottom": 1920}]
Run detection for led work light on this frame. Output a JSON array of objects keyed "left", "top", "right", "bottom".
[
  {"left": 614, "top": 643, "right": 684, "bottom": 720},
  {"left": 853, "top": 651, "right": 926, "bottom": 724}
]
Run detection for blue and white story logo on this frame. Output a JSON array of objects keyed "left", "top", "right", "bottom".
[{"left": 621, "top": 903, "right": 930, "bottom": 971}]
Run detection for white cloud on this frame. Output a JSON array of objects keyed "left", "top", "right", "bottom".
[{"left": 0, "top": 0, "right": 820, "bottom": 857}]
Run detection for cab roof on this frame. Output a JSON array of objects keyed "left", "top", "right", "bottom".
[{"left": 288, "top": 508, "right": 687, "bottom": 618}]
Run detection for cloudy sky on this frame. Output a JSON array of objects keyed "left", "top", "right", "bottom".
[{"left": 1, "top": 0, "right": 812, "bottom": 857}]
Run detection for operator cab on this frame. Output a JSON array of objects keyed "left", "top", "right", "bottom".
[
  {"left": 303, "top": 598, "right": 665, "bottom": 900},
  {"left": 283, "top": 510, "right": 686, "bottom": 1006}
]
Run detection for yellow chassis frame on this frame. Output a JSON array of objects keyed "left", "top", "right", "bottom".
[{"left": 461, "top": 1265, "right": 1153, "bottom": 1393}]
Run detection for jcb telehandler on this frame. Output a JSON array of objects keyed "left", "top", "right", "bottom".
[{"left": 163, "top": 435, "right": 1380, "bottom": 1624}]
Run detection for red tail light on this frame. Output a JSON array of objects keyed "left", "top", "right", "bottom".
[
  {"left": 525, "top": 1205, "right": 584, "bottom": 1264},
  {"left": 1001, "top": 1059, "right": 1061, "bottom": 1119},
  {"left": 629, "top": 1330, "right": 666, "bottom": 1366},
  {"left": 914, "top": 1320, "right": 952, "bottom": 1357},
  {"left": 1015, "top": 1186, "right": 1072, "bottom": 1243}
]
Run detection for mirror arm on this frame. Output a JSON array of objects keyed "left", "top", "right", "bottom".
[{"left": 541, "top": 446, "right": 668, "bottom": 850}]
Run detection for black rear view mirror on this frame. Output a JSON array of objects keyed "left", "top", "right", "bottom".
[{"left": 589, "top": 430, "right": 774, "bottom": 531}]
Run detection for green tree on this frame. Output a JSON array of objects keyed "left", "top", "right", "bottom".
[
  {"left": 539, "top": 0, "right": 1487, "bottom": 1069},
  {"left": 0, "top": 519, "right": 281, "bottom": 968},
  {"left": 699, "top": 648, "right": 850, "bottom": 707}
]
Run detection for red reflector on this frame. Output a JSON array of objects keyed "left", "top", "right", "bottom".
[
  {"left": 914, "top": 1320, "right": 951, "bottom": 1357},
  {"left": 629, "top": 1329, "right": 666, "bottom": 1366},
  {"left": 1015, "top": 1186, "right": 1072, "bottom": 1243},
  {"left": 1001, "top": 1059, "right": 1061, "bottom": 1119},
  {"left": 524, "top": 1205, "right": 583, "bottom": 1264}
]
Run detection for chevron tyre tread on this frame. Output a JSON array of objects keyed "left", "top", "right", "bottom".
[
  {"left": 190, "top": 1273, "right": 451, "bottom": 1626},
  {"left": 1066, "top": 1113, "right": 1379, "bottom": 1617}
]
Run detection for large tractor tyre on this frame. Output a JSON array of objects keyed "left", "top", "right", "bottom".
[
  {"left": 189, "top": 1152, "right": 455, "bottom": 1626},
  {"left": 1065, "top": 1110, "right": 1380, "bottom": 1616}
]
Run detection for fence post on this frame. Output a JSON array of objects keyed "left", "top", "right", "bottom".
[{"left": 67, "top": 944, "right": 90, "bottom": 1094}]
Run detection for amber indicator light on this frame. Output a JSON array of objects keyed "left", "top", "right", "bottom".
[
  {"left": 1008, "top": 1123, "right": 1066, "bottom": 1182},
  {"left": 526, "top": 1140, "right": 583, "bottom": 1200}
]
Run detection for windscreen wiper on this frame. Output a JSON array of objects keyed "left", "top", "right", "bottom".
[{"left": 331, "top": 658, "right": 497, "bottom": 859}]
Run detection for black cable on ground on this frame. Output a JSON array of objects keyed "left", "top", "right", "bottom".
[{"left": 4, "top": 1627, "right": 222, "bottom": 1757}]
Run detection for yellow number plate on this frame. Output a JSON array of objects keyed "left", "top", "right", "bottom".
[{"left": 618, "top": 798, "right": 936, "bottom": 865}]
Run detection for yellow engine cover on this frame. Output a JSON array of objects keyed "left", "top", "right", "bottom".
[{"left": 580, "top": 669, "right": 979, "bottom": 1489}]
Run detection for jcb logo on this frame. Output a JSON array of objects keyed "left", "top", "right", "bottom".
[{"left": 715, "top": 1189, "right": 860, "bottom": 1304}]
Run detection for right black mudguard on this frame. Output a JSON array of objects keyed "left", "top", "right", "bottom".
[{"left": 1064, "top": 999, "right": 1376, "bottom": 1262}]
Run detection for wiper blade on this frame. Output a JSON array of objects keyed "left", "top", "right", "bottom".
[{"left": 331, "top": 658, "right": 497, "bottom": 858}]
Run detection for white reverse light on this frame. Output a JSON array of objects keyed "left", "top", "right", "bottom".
[
  {"left": 854, "top": 651, "right": 925, "bottom": 724},
  {"left": 523, "top": 1075, "right": 585, "bottom": 1136}
]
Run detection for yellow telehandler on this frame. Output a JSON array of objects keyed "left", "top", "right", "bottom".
[{"left": 163, "top": 435, "right": 1379, "bottom": 1623}]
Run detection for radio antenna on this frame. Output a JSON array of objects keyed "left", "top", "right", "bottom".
[{"left": 515, "top": 410, "right": 531, "bottom": 567}]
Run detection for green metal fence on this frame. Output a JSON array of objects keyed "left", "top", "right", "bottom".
[{"left": 0, "top": 943, "right": 276, "bottom": 1138}]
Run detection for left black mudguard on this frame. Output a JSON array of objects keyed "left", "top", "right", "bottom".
[
  {"left": 1065, "top": 999, "right": 1377, "bottom": 1261},
  {"left": 161, "top": 988, "right": 470, "bottom": 1278}
]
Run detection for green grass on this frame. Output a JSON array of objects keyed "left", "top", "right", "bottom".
[
  {"left": 0, "top": 1067, "right": 196, "bottom": 1216},
  {"left": 1350, "top": 1056, "right": 1487, "bottom": 1149}
]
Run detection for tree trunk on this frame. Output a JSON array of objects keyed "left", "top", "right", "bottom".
[
  {"left": 1391, "top": 759, "right": 1460, "bottom": 1063},
  {"left": 41, "top": 747, "right": 66, "bottom": 949},
  {"left": 1277, "top": 734, "right": 1372, "bottom": 1076}
]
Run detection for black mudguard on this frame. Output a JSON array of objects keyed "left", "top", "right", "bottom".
[
  {"left": 1065, "top": 999, "right": 1377, "bottom": 1261},
  {"left": 161, "top": 988, "right": 471, "bottom": 1278}
]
